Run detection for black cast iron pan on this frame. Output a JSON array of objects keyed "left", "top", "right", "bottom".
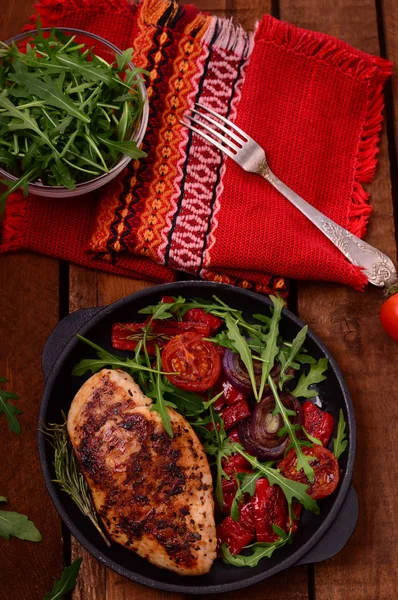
[{"left": 39, "top": 281, "right": 358, "bottom": 594}]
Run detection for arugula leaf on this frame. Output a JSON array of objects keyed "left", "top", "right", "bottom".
[
  {"left": 10, "top": 73, "right": 90, "bottom": 123},
  {"left": 303, "top": 427, "right": 322, "bottom": 446},
  {"left": 72, "top": 335, "right": 169, "bottom": 377},
  {"left": 0, "top": 167, "right": 39, "bottom": 214},
  {"left": 269, "top": 375, "right": 316, "bottom": 483},
  {"left": 138, "top": 296, "right": 186, "bottom": 317},
  {"left": 96, "top": 136, "right": 146, "bottom": 158},
  {"left": 116, "top": 48, "right": 134, "bottom": 72},
  {"left": 147, "top": 346, "right": 175, "bottom": 438},
  {"left": 291, "top": 357, "right": 328, "bottom": 399},
  {"left": 230, "top": 470, "right": 262, "bottom": 521},
  {"left": 0, "top": 27, "right": 147, "bottom": 211},
  {"left": 164, "top": 386, "right": 204, "bottom": 416},
  {"left": 43, "top": 557, "right": 82, "bottom": 600},
  {"left": 333, "top": 409, "right": 348, "bottom": 459},
  {"left": 224, "top": 313, "right": 258, "bottom": 401},
  {"left": 234, "top": 444, "right": 319, "bottom": 513},
  {"left": 0, "top": 96, "right": 57, "bottom": 151},
  {"left": 0, "top": 378, "right": 22, "bottom": 434},
  {"left": 279, "top": 325, "right": 308, "bottom": 389},
  {"left": 0, "top": 497, "right": 42, "bottom": 541},
  {"left": 56, "top": 54, "right": 115, "bottom": 86},
  {"left": 258, "top": 294, "right": 284, "bottom": 399},
  {"left": 203, "top": 409, "right": 234, "bottom": 509},
  {"left": 221, "top": 527, "right": 291, "bottom": 567}
]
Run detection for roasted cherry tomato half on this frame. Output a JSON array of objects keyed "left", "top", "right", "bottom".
[
  {"left": 380, "top": 293, "right": 398, "bottom": 342},
  {"left": 162, "top": 332, "right": 221, "bottom": 392},
  {"left": 278, "top": 445, "right": 340, "bottom": 500}
]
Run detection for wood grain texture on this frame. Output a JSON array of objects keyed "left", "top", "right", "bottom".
[
  {"left": 0, "top": 254, "right": 63, "bottom": 600},
  {"left": 0, "top": 4, "right": 65, "bottom": 600},
  {"left": 280, "top": 0, "right": 398, "bottom": 598}
]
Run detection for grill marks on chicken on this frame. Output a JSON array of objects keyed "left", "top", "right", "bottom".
[{"left": 67, "top": 369, "right": 216, "bottom": 575}]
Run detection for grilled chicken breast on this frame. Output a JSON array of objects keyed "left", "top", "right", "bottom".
[{"left": 67, "top": 369, "right": 216, "bottom": 575}]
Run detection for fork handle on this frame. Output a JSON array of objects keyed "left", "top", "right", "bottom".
[{"left": 262, "top": 168, "right": 397, "bottom": 287}]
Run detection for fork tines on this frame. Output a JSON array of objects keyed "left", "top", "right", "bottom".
[{"left": 179, "top": 102, "right": 248, "bottom": 158}]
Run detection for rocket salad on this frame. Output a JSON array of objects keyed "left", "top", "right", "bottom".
[
  {"left": 0, "top": 23, "right": 147, "bottom": 213},
  {"left": 61, "top": 294, "right": 348, "bottom": 567}
]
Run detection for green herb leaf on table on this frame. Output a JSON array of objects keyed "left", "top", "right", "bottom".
[
  {"left": 0, "top": 496, "right": 42, "bottom": 541},
  {"left": 333, "top": 409, "right": 348, "bottom": 459},
  {"left": 43, "top": 557, "right": 83, "bottom": 600},
  {"left": 291, "top": 357, "right": 328, "bottom": 399},
  {"left": 0, "top": 377, "right": 22, "bottom": 434}
]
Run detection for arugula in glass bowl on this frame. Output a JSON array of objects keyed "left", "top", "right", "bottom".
[{"left": 0, "top": 21, "right": 148, "bottom": 212}]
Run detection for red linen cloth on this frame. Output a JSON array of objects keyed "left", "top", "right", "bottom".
[{"left": 0, "top": 0, "right": 392, "bottom": 294}]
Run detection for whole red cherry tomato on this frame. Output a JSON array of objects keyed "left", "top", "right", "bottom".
[
  {"left": 162, "top": 332, "right": 221, "bottom": 392},
  {"left": 380, "top": 292, "right": 398, "bottom": 342}
]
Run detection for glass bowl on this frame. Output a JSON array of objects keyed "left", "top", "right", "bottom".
[{"left": 0, "top": 28, "right": 149, "bottom": 198}]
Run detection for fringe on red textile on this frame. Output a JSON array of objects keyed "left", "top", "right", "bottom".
[
  {"left": 348, "top": 67, "right": 392, "bottom": 238},
  {"left": 255, "top": 16, "right": 392, "bottom": 291}
]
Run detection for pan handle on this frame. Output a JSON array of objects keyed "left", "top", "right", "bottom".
[
  {"left": 42, "top": 307, "right": 103, "bottom": 379},
  {"left": 295, "top": 485, "right": 358, "bottom": 566}
]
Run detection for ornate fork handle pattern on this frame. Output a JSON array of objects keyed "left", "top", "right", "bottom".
[{"left": 258, "top": 160, "right": 397, "bottom": 287}]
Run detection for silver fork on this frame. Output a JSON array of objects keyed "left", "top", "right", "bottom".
[{"left": 181, "top": 103, "right": 397, "bottom": 288}]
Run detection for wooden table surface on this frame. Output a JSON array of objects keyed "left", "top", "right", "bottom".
[{"left": 1, "top": 0, "right": 398, "bottom": 598}]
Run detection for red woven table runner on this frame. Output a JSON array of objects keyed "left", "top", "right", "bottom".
[{"left": 0, "top": 0, "right": 392, "bottom": 294}]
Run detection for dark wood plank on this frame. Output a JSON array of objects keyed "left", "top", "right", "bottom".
[
  {"left": 278, "top": 0, "right": 398, "bottom": 598},
  {"left": 0, "top": 3, "right": 65, "bottom": 600},
  {"left": 0, "top": 254, "right": 63, "bottom": 600}
]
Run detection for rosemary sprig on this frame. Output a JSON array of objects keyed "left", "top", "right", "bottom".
[{"left": 42, "top": 417, "right": 110, "bottom": 547}]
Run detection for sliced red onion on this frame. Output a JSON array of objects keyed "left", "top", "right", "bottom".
[
  {"left": 222, "top": 349, "right": 293, "bottom": 396},
  {"left": 238, "top": 392, "right": 303, "bottom": 461},
  {"left": 222, "top": 348, "right": 262, "bottom": 394},
  {"left": 238, "top": 418, "right": 289, "bottom": 461}
]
